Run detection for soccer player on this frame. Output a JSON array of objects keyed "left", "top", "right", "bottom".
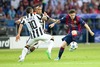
[
  {"left": 31, "top": 5, "right": 58, "bottom": 57},
  {"left": 16, "top": 7, "right": 55, "bottom": 62},
  {"left": 15, "top": 6, "right": 58, "bottom": 60},
  {"left": 35, "top": 5, "right": 58, "bottom": 25},
  {"left": 30, "top": 5, "right": 58, "bottom": 59},
  {"left": 49, "top": 9, "right": 94, "bottom": 60}
]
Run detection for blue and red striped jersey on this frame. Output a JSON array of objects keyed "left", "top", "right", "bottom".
[{"left": 60, "top": 15, "right": 86, "bottom": 33}]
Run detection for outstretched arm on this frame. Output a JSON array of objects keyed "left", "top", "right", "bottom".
[
  {"left": 84, "top": 23, "right": 94, "bottom": 36},
  {"left": 43, "top": 12, "right": 60, "bottom": 23},
  {"left": 49, "top": 19, "right": 60, "bottom": 28},
  {"left": 79, "top": 18, "right": 94, "bottom": 36},
  {"left": 16, "top": 24, "right": 23, "bottom": 41},
  {"left": 49, "top": 15, "right": 66, "bottom": 28}
]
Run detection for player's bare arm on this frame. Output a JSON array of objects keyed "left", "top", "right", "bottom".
[
  {"left": 44, "top": 12, "right": 60, "bottom": 23},
  {"left": 43, "top": 12, "right": 60, "bottom": 28},
  {"left": 84, "top": 23, "right": 94, "bottom": 36},
  {"left": 16, "top": 24, "right": 23, "bottom": 41},
  {"left": 49, "top": 19, "right": 60, "bottom": 28},
  {"left": 15, "top": 17, "right": 23, "bottom": 24}
]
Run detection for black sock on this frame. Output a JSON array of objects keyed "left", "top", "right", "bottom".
[{"left": 58, "top": 47, "right": 65, "bottom": 59}]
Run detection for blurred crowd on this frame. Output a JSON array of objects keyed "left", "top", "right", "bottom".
[
  {"left": 0, "top": 0, "right": 100, "bottom": 36},
  {"left": 0, "top": 0, "right": 100, "bottom": 20}
]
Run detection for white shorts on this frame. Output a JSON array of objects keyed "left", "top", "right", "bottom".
[{"left": 26, "top": 34, "right": 53, "bottom": 46}]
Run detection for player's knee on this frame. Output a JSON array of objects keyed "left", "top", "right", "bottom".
[
  {"left": 25, "top": 45, "right": 30, "bottom": 49},
  {"left": 61, "top": 41, "right": 67, "bottom": 48},
  {"left": 30, "top": 46, "right": 35, "bottom": 52},
  {"left": 71, "top": 30, "right": 77, "bottom": 36},
  {"left": 51, "top": 37, "right": 54, "bottom": 41},
  {"left": 51, "top": 38, "right": 54, "bottom": 41}
]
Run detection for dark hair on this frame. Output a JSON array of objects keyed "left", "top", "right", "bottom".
[
  {"left": 68, "top": 9, "right": 76, "bottom": 14},
  {"left": 33, "top": 5, "right": 39, "bottom": 11},
  {"left": 26, "top": 7, "right": 33, "bottom": 14}
]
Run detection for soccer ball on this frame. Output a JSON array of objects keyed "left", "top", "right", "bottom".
[{"left": 69, "top": 41, "right": 78, "bottom": 51}]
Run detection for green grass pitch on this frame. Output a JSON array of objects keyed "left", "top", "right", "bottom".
[{"left": 0, "top": 43, "right": 100, "bottom": 67}]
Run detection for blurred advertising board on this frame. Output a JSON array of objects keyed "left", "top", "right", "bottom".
[
  {"left": 95, "top": 30, "right": 100, "bottom": 43},
  {"left": 0, "top": 37, "right": 10, "bottom": 49}
]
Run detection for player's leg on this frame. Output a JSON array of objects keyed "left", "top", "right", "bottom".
[
  {"left": 69, "top": 30, "right": 81, "bottom": 51},
  {"left": 27, "top": 42, "right": 38, "bottom": 54},
  {"left": 19, "top": 45, "right": 30, "bottom": 62},
  {"left": 47, "top": 37, "right": 54, "bottom": 53},
  {"left": 55, "top": 34, "right": 73, "bottom": 60},
  {"left": 19, "top": 38, "right": 38, "bottom": 62},
  {"left": 46, "top": 38, "right": 54, "bottom": 59},
  {"left": 55, "top": 31, "right": 80, "bottom": 60},
  {"left": 38, "top": 34, "right": 54, "bottom": 59}
]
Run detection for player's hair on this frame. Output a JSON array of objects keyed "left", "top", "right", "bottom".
[
  {"left": 68, "top": 9, "right": 76, "bottom": 14},
  {"left": 26, "top": 7, "right": 33, "bottom": 14},
  {"left": 33, "top": 4, "right": 42, "bottom": 10},
  {"left": 33, "top": 5, "right": 39, "bottom": 11}
]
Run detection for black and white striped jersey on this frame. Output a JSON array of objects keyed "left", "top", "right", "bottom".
[
  {"left": 36, "top": 13, "right": 50, "bottom": 29},
  {"left": 36, "top": 14, "right": 45, "bottom": 29},
  {"left": 36, "top": 13, "right": 50, "bottom": 23},
  {"left": 21, "top": 13, "right": 44, "bottom": 38}
]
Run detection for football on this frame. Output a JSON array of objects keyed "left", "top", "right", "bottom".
[{"left": 69, "top": 41, "right": 78, "bottom": 51}]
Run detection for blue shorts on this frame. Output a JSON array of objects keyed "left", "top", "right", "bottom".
[{"left": 62, "top": 32, "right": 81, "bottom": 46}]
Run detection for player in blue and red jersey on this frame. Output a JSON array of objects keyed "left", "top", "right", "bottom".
[{"left": 49, "top": 9, "right": 94, "bottom": 60}]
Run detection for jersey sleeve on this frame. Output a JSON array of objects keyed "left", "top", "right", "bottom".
[
  {"left": 20, "top": 18, "right": 25, "bottom": 25},
  {"left": 36, "top": 14, "right": 42, "bottom": 20},
  {"left": 60, "top": 15, "right": 66, "bottom": 23},
  {"left": 79, "top": 18, "right": 86, "bottom": 26}
]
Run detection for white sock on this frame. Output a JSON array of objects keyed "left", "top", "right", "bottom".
[
  {"left": 27, "top": 49, "right": 31, "bottom": 54},
  {"left": 20, "top": 47, "right": 28, "bottom": 60},
  {"left": 47, "top": 40, "right": 54, "bottom": 53}
]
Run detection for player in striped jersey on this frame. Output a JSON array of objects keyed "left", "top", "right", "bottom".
[
  {"left": 32, "top": 5, "right": 59, "bottom": 58},
  {"left": 16, "top": 7, "right": 55, "bottom": 62},
  {"left": 15, "top": 6, "right": 58, "bottom": 61},
  {"left": 35, "top": 6, "right": 58, "bottom": 26}
]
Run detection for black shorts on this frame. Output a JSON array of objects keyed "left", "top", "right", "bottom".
[{"left": 62, "top": 32, "right": 81, "bottom": 46}]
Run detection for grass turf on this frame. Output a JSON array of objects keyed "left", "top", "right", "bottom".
[{"left": 0, "top": 43, "right": 100, "bottom": 67}]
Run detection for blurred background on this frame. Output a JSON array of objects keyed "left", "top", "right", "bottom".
[{"left": 0, "top": 0, "right": 100, "bottom": 49}]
